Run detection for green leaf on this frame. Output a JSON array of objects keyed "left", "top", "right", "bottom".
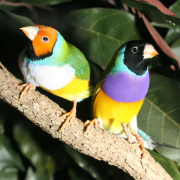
[
  {"left": 149, "top": 150, "right": 180, "bottom": 180},
  {"left": 120, "top": 0, "right": 180, "bottom": 25},
  {"left": 21, "top": 0, "right": 71, "bottom": 5},
  {"left": 65, "top": 145, "right": 104, "bottom": 180},
  {"left": 59, "top": 8, "right": 143, "bottom": 67},
  {"left": 150, "top": 21, "right": 180, "bottom": 45},
  {"left": 25, "top": 166, "right": 51, "bottom": 180},
  {"left": 68, "top": 168, "right": 83, "bottom": 180},
  {"left": 89, "top": 61, "right": 104, "bottom": 83},
  {"left": 46, "top": 144, "right": 69, "bottom": 174},
  {"left": 0, "top": 135, "right": 24, "bottom": 172},
  {"left": 169, "top": 0, "right": 180, "bottom": 17},
  {"left": 25, "top": 167, "right": 37, "bottom": 180},
  {"left": 165, "top": 28, "right": 180, "bottom": 44},
  {"left": 171, "top": 36, "right": 180, "bottom": 60},
  {"left": 12, "top": 119, "right": 69, "bottom": 177},
  {"left": 108, "top": 166, "right": 134, "bottom": 180},
  {"left": 0, "top": 168, "right": 18, "bottom": 180},
  {"left": 138, "top": 74, "right": 180, "bottom": 162},
  {"left": 164, "top": 0, "right": 180, "bottom": 44},
  {"left": 13, "top": 121, "right": 51, "bottom": 172},
  {"left": 0, "top": 9, "right": 33, "bottom": 46},
  {"left": 0, "top": 9, "right": 33, "bottom": 77},
  {"left": 0, "top": 113, "right": 24, "bottom": 172},
  {"left": 68, "top": 168, "right": 93, "bottom": 180}
]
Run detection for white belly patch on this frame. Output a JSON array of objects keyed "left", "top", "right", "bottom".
[{"left": 18, "top": 51, "right": 75, "bottom": 90}]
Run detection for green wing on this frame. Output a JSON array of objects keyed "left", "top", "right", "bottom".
[{"left": 67, "top": 42, "right": 90, "bottom": 80}]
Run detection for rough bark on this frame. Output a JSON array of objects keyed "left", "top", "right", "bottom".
[{"left": 0, "top": 62, "right": 172, "bottom": 180}]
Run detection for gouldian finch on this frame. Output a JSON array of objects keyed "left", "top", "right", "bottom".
[
  {"left": 84, "top": 41, "right": 158, "bottom": 158},
  {"left": 18, "top": 25, "right": 91, "bottom": 131}
]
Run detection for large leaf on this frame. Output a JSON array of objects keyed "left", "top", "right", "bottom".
[
  {"left": 120, "top": 0, "right": 180, "bottom": 25},
  {"left": 68, "top": 168, "right": 95, "bottom": 180},
  {"left": 149, "top": 150, "right": 180, "bottom": 180},
  {"left": 65, "top": 145, "right": 122, "bottom": 180},
  {"left": 0, "top": 134, "right": 24, "bottom": 172},
  {"left": 21, "top": 0, "right": 71, "bottom": 5},
  {"left": 0, "top": 9, "right": 33, "bottom": 78},
  {"left": 171, "top": 37, "right": 180, "bottom": 60},
  {"left": 0, "top": 9, "right": 33, "bottom": 49},
  {"left": 164, "top": 0, "right": 180, "bottom": 44},
  {"left": 165, "top": 28, "right": 180, "bottom": 44},
  {"left": 65, "top": 145, "right": 104, "bottom": 180},
  {"left": 25, "top": 166, "right": 51, "bottom": 180},
  {"left": 169, "top": 0, "right": 180, "bottom": 17},
  {"left": 0, "top": 168, "right": 18, "bottom": 180},
  {"left": 0, "top": 111, "right": 24, "bottom": 172},
  {"left": 59, "top": 8, "right": 143, "bottom": 68},
  {"left": 13, "top": 121, "right": 52, "bottom": 173},
  {"left": 25, "top": 167, "right": 37, "bottom": 180},
  {"left": 138, "top": 74, "right": 180, "bottom": 162},
  {"left": 141, "top": 14, "right": 180, "bottom": 69},
  {"left": 12, "top": 118, "right": 69, "bottom": 177}
]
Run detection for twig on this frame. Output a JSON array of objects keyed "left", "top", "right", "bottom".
[
  {"left": 0, "top": 0, "right": 54, "bottom": 11},
  {"left": 107, "top": 0, "right": 116, "bottom": 6},
  {"left": 122, "top": 3, "right": 129, "bottom": 12},
  {"left": 131, "top": 7, "right": 136, "bottom": 14},
  {"left": 0, "top": 61, "right": 6, "bottom": 70},
  {"left": 137, "top": 10, "right": 142, "bottom": 18},
  {"left": 0, "top": 0, "right": 37, "bottom": 19}
]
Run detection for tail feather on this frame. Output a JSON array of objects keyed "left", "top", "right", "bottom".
[{"left": 137, "top": 128, "right": 180, "bottom": 150}]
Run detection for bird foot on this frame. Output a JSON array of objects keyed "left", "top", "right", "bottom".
[
  {"left": 132, "top": 134, "right": 146, "bottom": 159},
  {"left": 59, "top": 109, "right": 76, "bottom": 133},
  {"left": 18, "top": 83, "right": 36, "bottom": 101},
  {"left": 84, "top": 119, "right": 99, "bottom": 135}
]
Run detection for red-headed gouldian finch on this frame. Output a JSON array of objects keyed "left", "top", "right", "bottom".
[
  {"left": 18, "top": 25, "right": 91, "bottom": 131},
  {"left": 84, "top": 41, "right": 158, "bottom": 158}
]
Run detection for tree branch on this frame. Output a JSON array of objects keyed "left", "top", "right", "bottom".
[{"left": 0, "top": 62, "right": 172, "bottom": 180}]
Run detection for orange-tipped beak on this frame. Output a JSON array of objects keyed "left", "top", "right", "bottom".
[
  {"left": 143, "top": 44, "right": 159, "bottom": 59},
  {"left": 20, "top": 26, "right": 39, "bottom": 41}
]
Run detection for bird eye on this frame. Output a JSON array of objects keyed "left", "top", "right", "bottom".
[
  {"left": 131, "top": 47, "right": 138, "bottom": 53},
  {"left": 42, "top": 36, "right": 49, "bottom": 42}
]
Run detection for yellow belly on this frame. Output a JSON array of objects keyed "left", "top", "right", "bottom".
[
  {"left": 41, "top": 77, "right": 91, "bottom": 102},
  {"left": 93, "top": 89, "right": 144, "bottom": 134}
]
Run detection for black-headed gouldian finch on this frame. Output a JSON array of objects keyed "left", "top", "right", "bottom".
[
  {"left": 84, "top": 41, "right": 158, "bottom": 158},
  {"left": 18, "top": 25, "right": 91, "bottom": 131}
]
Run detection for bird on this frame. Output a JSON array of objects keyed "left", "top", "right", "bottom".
[
  {"left": 18, "top": 25, "right": 91, "bottom": 131},
  {"left": 84, "top": 40, "right": 158, "bottom": 158},
  {"left": 137, "top": 128, "right": 180, "bottom": 150}
]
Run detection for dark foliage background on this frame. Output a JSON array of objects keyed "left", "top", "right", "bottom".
[{"left": 1, "top": 0, "right": 180, "bottom": 179}]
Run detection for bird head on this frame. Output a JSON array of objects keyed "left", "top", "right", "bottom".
[
  {"left": 122, "top": 41, "right": 158, "bottom": 75},
  {"left": 20, "top": 25, "right": 58, "bottom": 59}
]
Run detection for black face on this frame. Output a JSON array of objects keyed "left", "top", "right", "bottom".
[
  {"left": 124, "top": 40, "right": 150, "bottom": 75},
  {"left": 26, "top": 39, "right": 52, "bottom": 61}
]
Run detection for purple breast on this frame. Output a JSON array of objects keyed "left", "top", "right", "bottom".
[{"left": 101, "top": 71, "right": 149, "bottom": 102}]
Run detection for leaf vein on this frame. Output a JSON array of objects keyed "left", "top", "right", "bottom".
[
  {"left": 71, "top": 24, "right": 123, "bottom": 43},
  {"left": 89, "top": 12, "right": 119, "bottom": 30},
  {"left": 145, "top": 98, "right": 180, "bottom": 127},
  {"left": 146, "top": 103, "right": 153, "bottom": 134}
]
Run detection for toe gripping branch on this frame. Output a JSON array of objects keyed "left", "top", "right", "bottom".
[
  {"left": 84, "top": 119, "right": 99, "bottom": 135},
  {"left": 134, "top": 134, "right": 146, "bottom": 158},
  {"left": 121, "top": 122, "right": 146, "bottom": 158},
  {"left": 19, "top": 83, "right": 36, "bottom": 101}
]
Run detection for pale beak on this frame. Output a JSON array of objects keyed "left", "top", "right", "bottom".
[
  {"left": 143, "top": 44, "right": 159, "bottom": 59},
  {"left": 20, "top": 26, "right": 40, "bottom": 41}
]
